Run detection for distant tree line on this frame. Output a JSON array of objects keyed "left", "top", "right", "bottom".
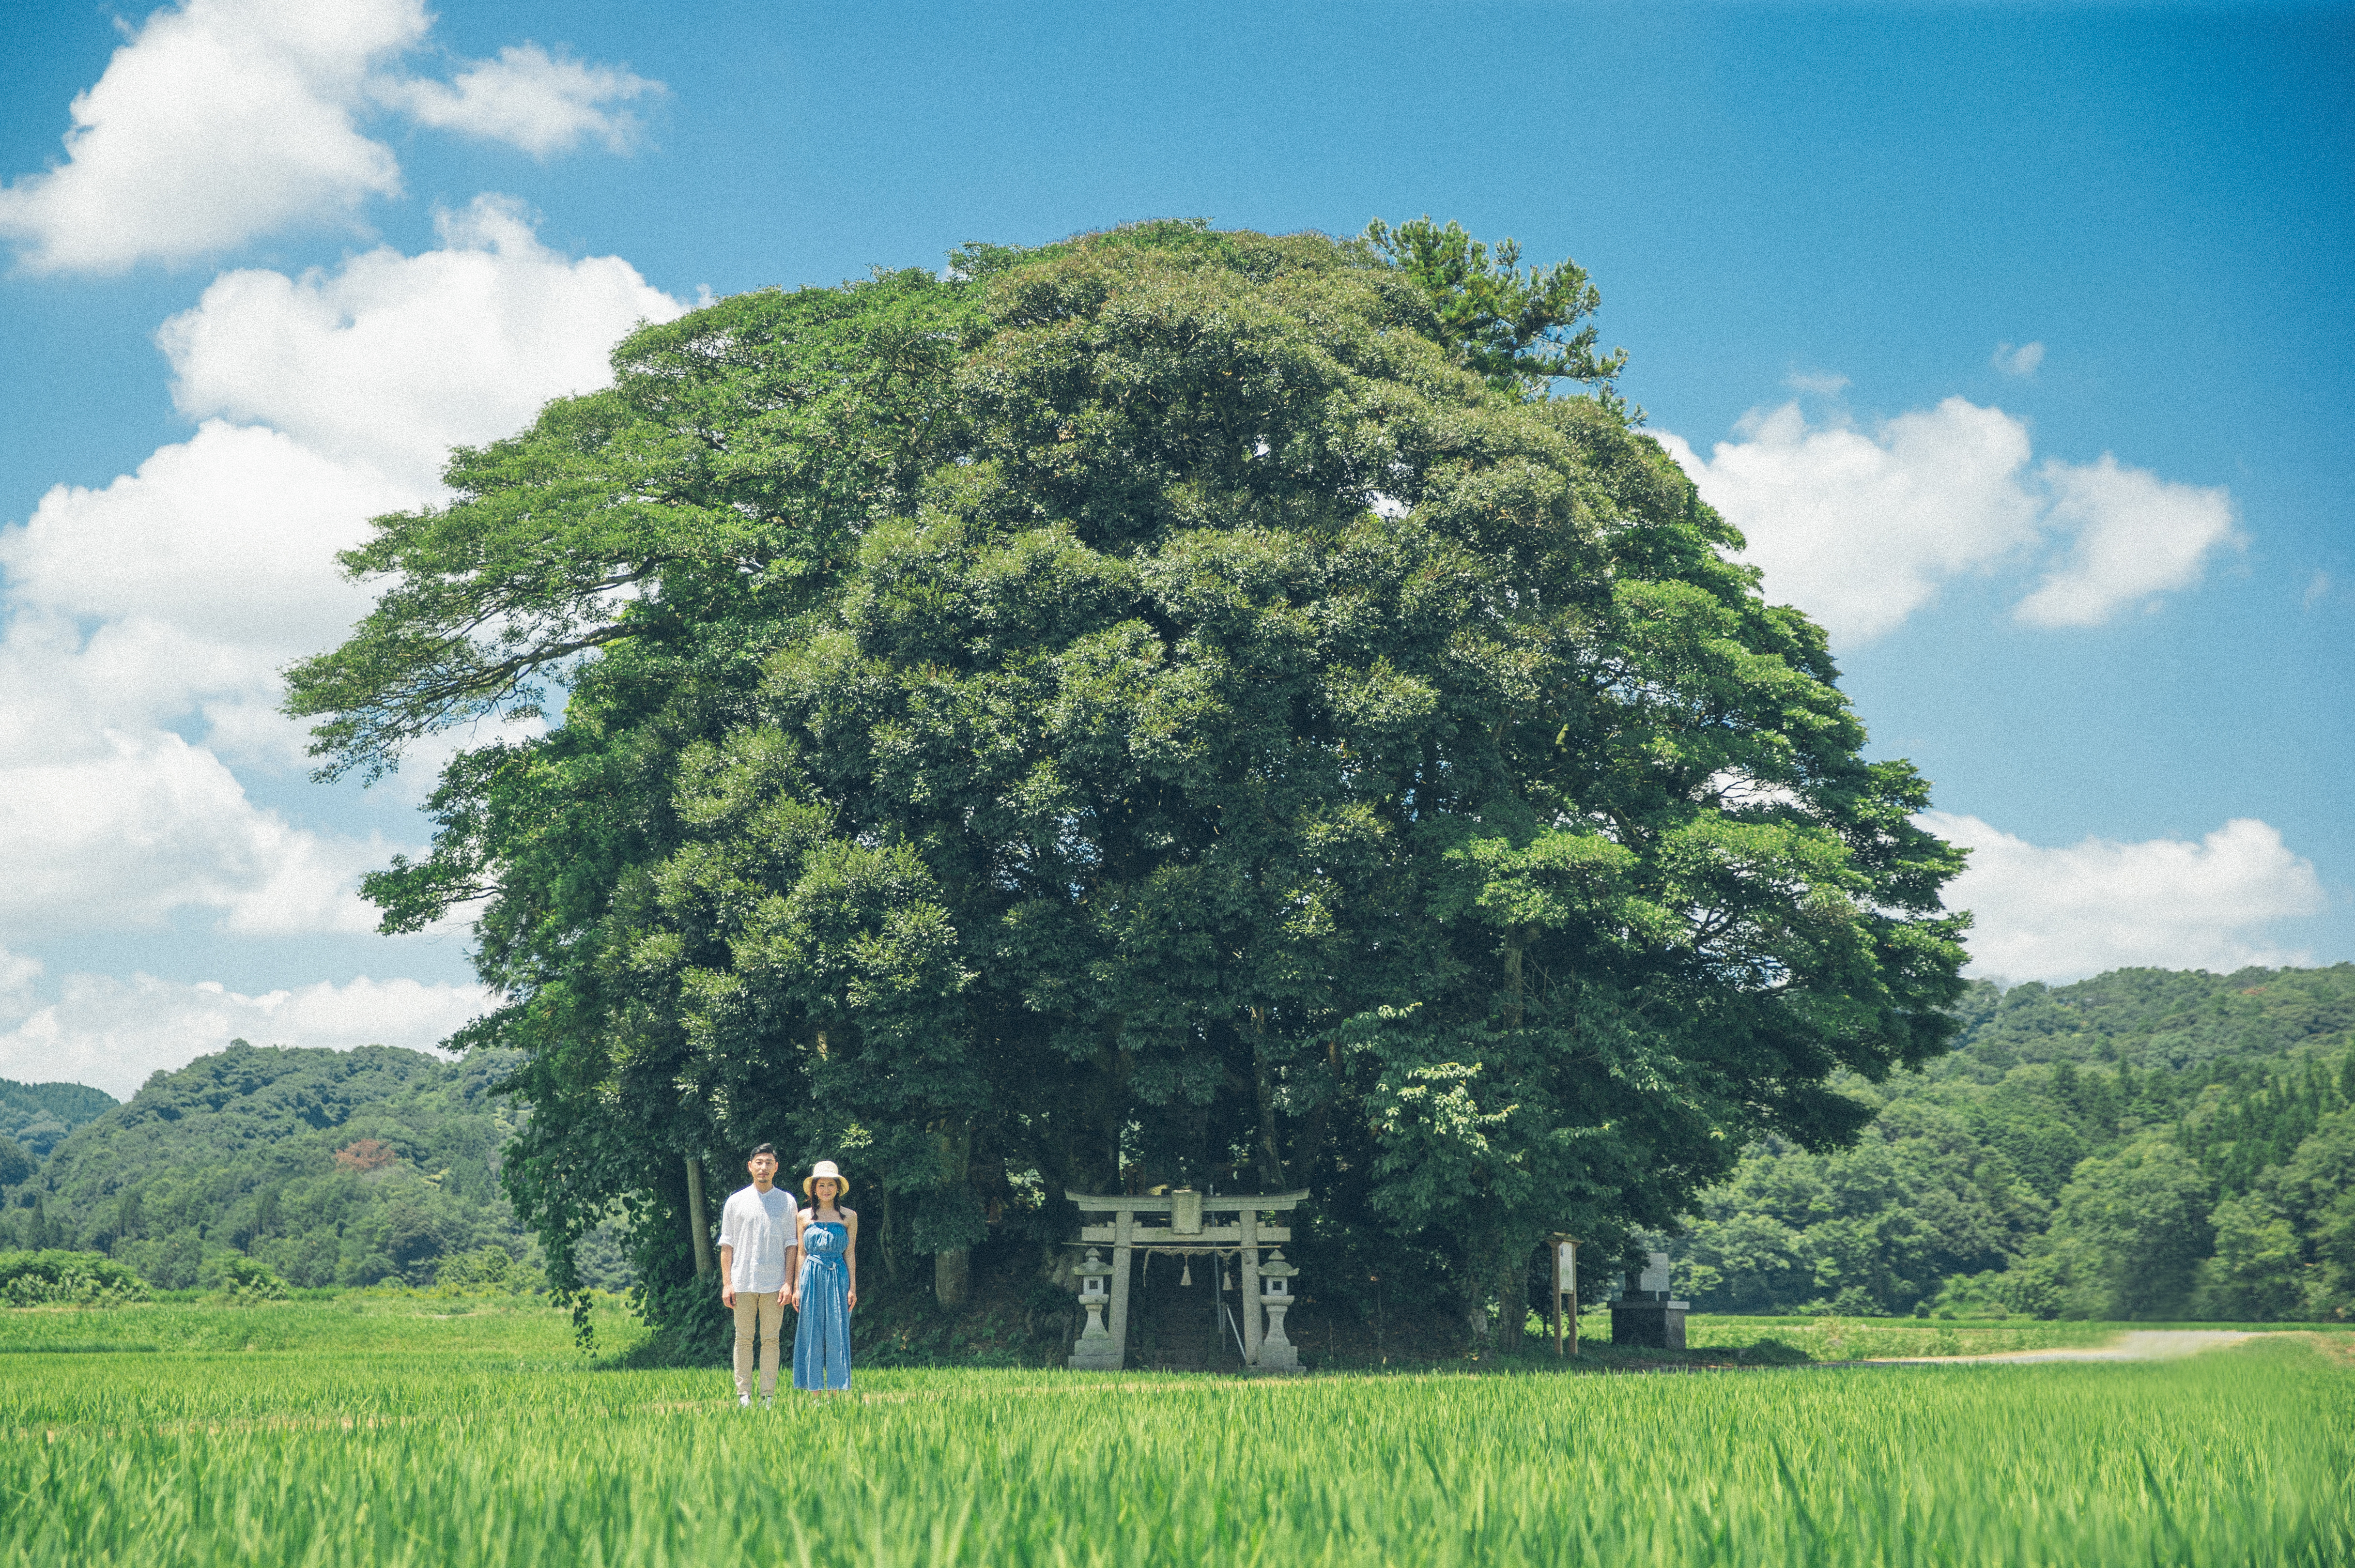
[{"left": 1668, "top": 965, "right": 2355, "bottom": 1321}]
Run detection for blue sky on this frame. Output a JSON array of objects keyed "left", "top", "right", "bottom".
[{"left": 1, "top": 0, "right": 2348, "bottom": 1095}]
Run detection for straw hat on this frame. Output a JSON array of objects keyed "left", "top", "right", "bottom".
[{"left": 803, "top": 1160, "right": 849, "bottom": 1197}]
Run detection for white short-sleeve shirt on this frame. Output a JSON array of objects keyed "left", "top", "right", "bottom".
[{"left": 719, "top": 1183, "right": 799, "bottom": 1293}]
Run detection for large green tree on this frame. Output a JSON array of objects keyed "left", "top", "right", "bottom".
[{"left": 289, "top": 220, "right": 1968, "bottom": 1348}]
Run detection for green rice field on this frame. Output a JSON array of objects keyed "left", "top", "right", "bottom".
[{"left": 4, "top": 1299, "right": 2350, "bottom": 1567}]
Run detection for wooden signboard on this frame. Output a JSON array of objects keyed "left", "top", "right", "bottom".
[{"left": 1549, "top": 1234, "right": 1578, "bottom": 1357}]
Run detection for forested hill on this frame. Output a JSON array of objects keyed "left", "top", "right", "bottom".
[
  {"left": 1675, "top": 964, "right": 2355, "bottom": 1321},
  {"left": 1, "top": 1043, "right": 587, "bottom": 1291},
  {"left": 1, "top": 1078, "right": 117, "bottom": 1162}
]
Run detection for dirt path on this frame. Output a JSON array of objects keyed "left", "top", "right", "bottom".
[{"left": 1861, "top": 1330, "right": 2261, "bottom": 1366}]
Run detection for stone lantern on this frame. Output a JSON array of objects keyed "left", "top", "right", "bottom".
[
  {"left": 1255, "top": 1249, "right": 1301, "bottom": 1372},
  {"left": 1068, "top": 1248, "right": 1121, "bottom": 1369}
]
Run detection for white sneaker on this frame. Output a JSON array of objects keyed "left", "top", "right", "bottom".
[
  {"left": 760, "top": 1395, "right": 774, "bottom": 1410},
  {"left": 737, "top": 1392, "right": 753, "bottom": 1408}
]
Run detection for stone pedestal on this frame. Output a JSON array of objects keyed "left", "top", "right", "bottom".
[
  {"left": 1608, "top": 1299, "right": 1688, "bottom": 1350},
  {"left": 1068, "top": 1310, "right": 1123, "bottom": 1368},
  {"left": 1256, "top": 1299, "right": 1300, "bottom": 1371}
]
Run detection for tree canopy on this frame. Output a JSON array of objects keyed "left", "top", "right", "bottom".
[{"left": 287, "top": 219, "right": 1969, "bottom": 1346}]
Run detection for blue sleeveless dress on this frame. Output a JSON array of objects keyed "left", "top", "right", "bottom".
[{"left": 793, "top": 1218, "right": 852, "bottom": 1391}]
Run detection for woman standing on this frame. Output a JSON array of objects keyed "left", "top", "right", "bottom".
[{"left": 792, "top": 1160, "right": 857, "bottom": 1392}]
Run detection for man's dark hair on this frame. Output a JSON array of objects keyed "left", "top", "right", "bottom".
[{"left": 750, "top": 1142, "right": 776, "bottom": 1159}]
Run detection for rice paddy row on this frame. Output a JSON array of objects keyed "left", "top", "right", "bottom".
[{"left": 3, "top": 1301, "right": 2349, "bottom": 1566}]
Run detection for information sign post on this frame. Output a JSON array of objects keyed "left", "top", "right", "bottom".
[{"left": 1548, "top": 1234, "right": 1577, "bottom": 1357}]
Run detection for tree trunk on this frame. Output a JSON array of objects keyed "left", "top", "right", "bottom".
[
  {"left": 1496, "top": 1237, "right": 1534, "bottom": 1354},
  {"left": 1095, "top": 1027, "right": 1133, "bottom": 1194},
  {"left": 1296, "top": 1040, "right": 1336, "bottom": 1195},
  {"left": 1462, "top": 1215, "right": 1497, "bottom": 1343},
  {"left": 1250, "top": 1007, "right": 1285, "bottom": 1191},
  {"left": 1503, "top": 930, "right": 1527, "bottom": 1029},
  {"left": 684, "top": 1156, "right": 715, "bottom": 1278},
  {"left": 1464, "top": 1275, "right": 1493, "bottom": 1343},
  {"left": 934, "top": 1246, "right": 970, "bottom": 1311},
  {"left": 934, "top": 1120, "right": 974, "bottom": 1310}
]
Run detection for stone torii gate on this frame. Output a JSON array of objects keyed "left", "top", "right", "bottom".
[{"left": 1065, "top": 1189, "right": 1308, "bottom": 1373}]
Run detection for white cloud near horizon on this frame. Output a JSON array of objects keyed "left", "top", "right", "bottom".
[
  {"left": 0, "top": 733, "right": 389, "bottom": 938},
  {"left": 1927, "top": 811, "right": 2328, "bottom": 984},
  {"left": 0, "top": 953, "right": 492, "bottom": 1099},
  {"left": 0, "top": 208, "right": 685, "bottom": 945},
  {"left": 1655, "top": 397, "right": 2240, "bottom": 644},
  {"left": 0, "top": 0, "right": 657, "bottom": 274}
]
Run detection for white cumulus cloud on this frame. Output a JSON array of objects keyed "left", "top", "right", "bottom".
[
  {"left": 0, "top": 964, "right": 491, "bottom": 1100},
  {"left": 0, "top": 949, "right": 41, "bottom": 1003},
  {"left": 0, "top": 732, "right": 387, "bottom": 939},
  {"left": 1656, "top": 397, "right": 2241, "bottom": 644},
  {"left": 0, "top": 0, "right": 426, "bottom": 273},
  {"left": 372, "top": 42, "right": 656, "bottom": 157},
  {"left": 2014, "top": 453, "right": 2241, "bottom": 628},
  {"left": 0, "top": 210, "right": 684, "bottom": 935},
  {"left": 1, "top": 422, "right": 399, "bottom": 662},
  {"left": 0, "top": 0, "right": 659, "bottom": 273},
  {"left": 0, "top": 419, "right": 403, "bottom": 777},
  {"left": 161, "top": 195, "right": 683, "bottom": 489},
  {"left": 1656, "top": 398, "right": 2041, "bottom": 643},
  {"left": 1925, "top": 812, "right": 2327, "bottom": 984}
]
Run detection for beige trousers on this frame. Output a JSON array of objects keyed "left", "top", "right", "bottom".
[{"left": 732, "top": 1290, "right": 784, "bottom": 1398}]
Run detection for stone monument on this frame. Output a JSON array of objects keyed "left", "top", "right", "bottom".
[{"left": 1608, "top": 1249, "right": 1688, "bottom": 1350}]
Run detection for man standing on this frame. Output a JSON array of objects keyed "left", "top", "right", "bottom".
[{"left": 718, "top": 1143, "right": 799, "bottom": 1408}]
